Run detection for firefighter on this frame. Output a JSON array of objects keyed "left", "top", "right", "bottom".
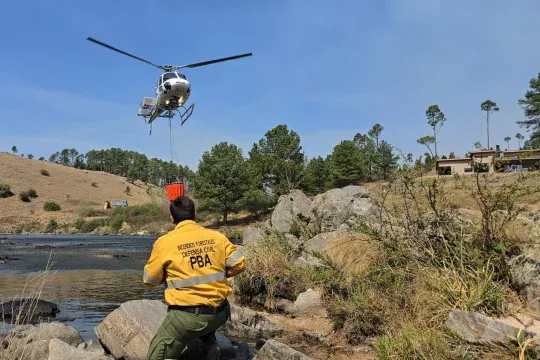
[{"left": 143, "top": 196, "right": 246, "bottom": 360}]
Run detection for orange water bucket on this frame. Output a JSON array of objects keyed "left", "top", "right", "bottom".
[{"left": 166, "top": 183, "right": 185, "bottom": 201}]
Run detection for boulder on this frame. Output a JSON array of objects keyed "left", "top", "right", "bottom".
[
  {"left": 220, "top": 304, "right": 284, "bottom": 340},
  {"left": 508, "top": 254, "right": 540, "bottom": 315},
  {"left": 289, "top": 289, "right": 324, "bottom": 317},
  {"left": 446, "top": 310, "right": 540, "bottom": 347},
  {"left": 94, "top": 299, "right": 235, "bottom": 360},
  {"left": 270, "top": 190, "right": 312, "bottom": 234},
  {"left": 48, "top": 338, "right": 110, "bottom": 360},
  {"left": 1, "top": 299, "right": 60, "bottom": 323},
  {"left": 1, "top": 322, "right": 83, "bottom": 360},
  {"left": 254, "top": 339, "right": 312, "bottom": 360},
  {"left": 294, "top": 253, "right": 325, "bottom": 269},
  {"left": 307, "top": 186, "right": 371, "bottom": 233},
  {"left": 243, "top": 228, "right": 264, "bottom": 247},
  {"left": 303, "top": 231, "right": 341, "bottom": 254}
]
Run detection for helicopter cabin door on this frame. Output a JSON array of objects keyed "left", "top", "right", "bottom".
[{"left": 157, "top": 75, "right": 164, "bottom": 94}]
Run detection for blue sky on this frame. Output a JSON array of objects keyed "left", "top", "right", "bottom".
[{"left": 1, "top": 0, "right": 539, "bottom": 169}]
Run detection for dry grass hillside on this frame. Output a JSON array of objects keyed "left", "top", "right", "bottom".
[{"left": 0, "top": 152, "right": 168, "bottom": 232}]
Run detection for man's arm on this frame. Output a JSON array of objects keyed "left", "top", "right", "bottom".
[
  {"left": 143, "top": 241, "right": 165, "bottom": 287},
  {"left": 224, "top": 236, "right": 246, "bottom": 278}
]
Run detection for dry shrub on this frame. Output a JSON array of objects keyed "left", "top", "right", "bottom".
[
  {"left": 324, "top": 233, "right": 386, "bottom": 278},
  {"left": 234, "top": 232, "right": 308, "bottom": 308},
  {"left": 1, "top": 255, "right": 56, "bottom": 360}
]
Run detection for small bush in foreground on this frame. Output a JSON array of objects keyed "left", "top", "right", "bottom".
[
  {"left": 43, "top": 202, "right": 61, "bottom": 212},
  {"left": 19, "top": 191, "right": 30, "bottom": 202},
  {"left": 26, "top": 188, "right": 38, "bottom": 198},
  {"left": 45, "top": 218, "right": 58, "bottom": 233},
  {"left": 40, "top": 169, "right": 50, "bottom": 176},
  {"left": 0, "top": 184, "right": 14, "bottom": 198}
]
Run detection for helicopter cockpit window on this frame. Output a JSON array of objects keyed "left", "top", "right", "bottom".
[
  {"left": 163, "top": 72, "right": 178, "bottom": 81},
  {"left": 178, "top": 74, "right": 187, "bottom": 80}
]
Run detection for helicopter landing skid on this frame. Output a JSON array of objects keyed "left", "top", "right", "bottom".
[{"left": 143, "top": 103, "right": 195, "bottom": 135}]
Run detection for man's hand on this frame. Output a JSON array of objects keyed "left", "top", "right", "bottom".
[{"left": 226, "top": 267, "right": 244, "bottom": 278}]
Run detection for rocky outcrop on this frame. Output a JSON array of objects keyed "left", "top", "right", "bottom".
[
  {"left": 243, "top": 227, "right": 264, "bottom": 247},
  {"left": 270, "top": 190, "right": 312, "bottom": 234},
  {"left": 1, "top": 322, "right": 84, "bottom": 360},
  {"left": 288, "top": 289, "right": 324, "bottom": 317},
  {"left": 220, "top": 303, "right": 284, "bottom": 340},
  {"left": 508, "top": 254, "right": 540, "bottom": 315},
  {"left": 48, "top": 339, "right": 111, "bottom": 360},
  {"left": 254, "top": 339, "right": 312, "bottom": 360},
  {"left": 446, "top": 310, "right": 540, "bottom": 347},
  {"left": 307, "top": 185, "right": 373, "bottom": 233}
]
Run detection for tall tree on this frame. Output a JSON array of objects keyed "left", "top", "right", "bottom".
[
  {"left": 417, "top": 136, "right": 436, "bottom": 157},
  {"left": 193, "top": 142, "right": 250, "bottom": 222},
  {"left": 425, "top": 105, "right": 446, "bottom": 158},
  {"left": 302, "top": 156, "right": 330, "bottom": 195},
  {"left": 517, "top": 73, "right": 540, "bottom": 144},
  {"left": 473, "top": 141, "right": 483, "bottom": 150},
  {"left": 11, "top": 146, "right": 17, "bottom": 154},
  {"left": 449, "top": 152, "right": 456, "bottom": 159},
  {"left": 329, "top": 140, "right": 363, "bottom": 187},
  {"left": 504, "top": 136, "right": 511, "bottom": 149},
  {"left": 376, "top": 141, "right": 399, "bottom": 180},
  {"left": 27, "top": 154, "right": 34, "bottom": 160},
  {"left": 368, "top": 123, "right": 384, "bottom": 147},
  {"left": 480, "top": 100, "right": 499, "bottom": 150},
  {"left": 516, "top": 133, "right": 524, "bottom": 149},
  {"left": 248, "top": 124, "right": 305, "bottom": 198}
]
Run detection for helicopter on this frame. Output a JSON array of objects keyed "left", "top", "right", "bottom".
[{"left": 86, "top": 37, "right": 252, "bottom": 134}]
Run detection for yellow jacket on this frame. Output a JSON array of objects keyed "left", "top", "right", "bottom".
[{"left": 143, "top": 220, "right": 245, "bottom": 307}]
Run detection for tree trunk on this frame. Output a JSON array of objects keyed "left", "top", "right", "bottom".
[
  {"left": 223, "top": 210, "right": 228, "bottom": 223},
  {"left": 433, "top": 128, "right": 438, "bottom": 158},
  {"left": 487, "top": 112, "right": 490, "bottom": 149}
]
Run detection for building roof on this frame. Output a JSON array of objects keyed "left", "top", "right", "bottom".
[
  {"left": 503, "top": 149, "right": 540, "bottom": 154},
  {"left": 470, "top": 150, "right": 496, "bottom": 154},
  {"left": 436, "top": 158, "right": 470, "bottom": 163}
]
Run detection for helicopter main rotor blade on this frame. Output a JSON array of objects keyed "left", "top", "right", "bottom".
[
  {"left": 87, "top": 37, "right": 162, "bottom": 69},
  {"left": 177, "top": 53, "right": 253, "bottom": 69}
]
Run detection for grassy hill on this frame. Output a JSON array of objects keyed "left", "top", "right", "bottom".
[{"left": 0, "top": 152, "right": 170, "bottom": 234}]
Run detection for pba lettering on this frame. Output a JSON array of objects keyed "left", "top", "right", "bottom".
[{"left": 189, "top": 254, "right": 213, "bottom": 269}]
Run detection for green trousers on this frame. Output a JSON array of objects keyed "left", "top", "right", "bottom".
[{"left": 146, "top": 301, "right": 229, "bottom": 360}]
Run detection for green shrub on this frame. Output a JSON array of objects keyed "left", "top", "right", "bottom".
[
  {"left": 44, "top": 202, "right": 61, "bottom": 211},
  {"left": 40, "top": 169, "right": 50, "bottom": 176},
  {"left": 26, "top": 188, "right": 38, "bottom": 198},
  {"left": 0, "top": 184, "right": 14, "bottom": 198},
  {"left": 19, "top": 191, "right": 30, "bottom": 202},
  {"left": 123, "top": 203, "right": 168, "bottom": 227},
  {"left": 81, "top": 218, "right": 107, "bottom": 233},
  {"left": 45, "top": 218, "right": 58, "bottom": 233},
  {"left": 74, "top": 218, "right": 86, "bottom": 230},
  {"left": 110, "top": 212, "right": 125, "bottom": 232}
]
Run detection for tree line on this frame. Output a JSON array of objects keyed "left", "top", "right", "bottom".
[
  {"left": 192, "top": 123, "right": 399, "bottom": 221},
  {"left": 46, "top": 148, "right": 193, "bottom": 187}
]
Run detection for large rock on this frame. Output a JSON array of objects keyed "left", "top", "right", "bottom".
[
  {"left": 270, "top": 190, "right": 312, "bottom": 234},
  {"left": 303, "top": 231, "right": 341, "bottom": 254},
  {"left": 220, "top": 304, "right": 284, "bottom": 340},
  {"left": 48, "top": 339, "right": 110, "bottom": 360},
  {"left": 288, "top": 289, "right": 324, "bottom": 317},
  {"left": 1, "top": 322, "right": 83, "bottom": 360},
  {"left": 307, "top": 186, "right": 374, "bottom": 233},
  {"left": 446, "top": 310, "right": 540, "bottom": 346},
  {"left": 243, "top": 227, "right": 264, "bottom": 247},
  {"left": 94, "top": 299, "right": 235, "bottom": 360},
  {"left": 254, "top": 339, "right": 312, "bottom": 360},
  {"left": 508, "top": 254, "right": 540, "bottom": 315},
  {"left": 1, "top": 299, "right": 60, "bottom": 323}
]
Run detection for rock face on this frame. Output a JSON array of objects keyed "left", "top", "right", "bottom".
[
  {"left": 0, "top": 299, "right": 60, "bottom": 323},
  {"left": 508, "top": 254, "right": 540, "bottom": 315},
  {"left": 308, "top": 186, "right": 371, "bottom": 233},
  {"left": 288, "top": 289, "right": 324, "bottom": 317},
  {"left": 48, "top": 338, "right": 110, "bottom": 360},
  {"left": 270, "top": 190, "right": 312, "bottom": 234},
  {"left": 220, "top": 304, "right": 284, "bottom": 340},
  {"left": 254, "top": 339, "right": 312, "bottom": 360},
  {"left": 243, "top": 227, "right": 264, "bottom": 247},
  {"left": 446, "top": 310, "right": 540, "bottom": 346},
  {"left": 1, "top": 322, "right": 84, "bottom": 360}
]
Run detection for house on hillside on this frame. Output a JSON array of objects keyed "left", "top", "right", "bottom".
[{"left": 435, "top": 147, "right": 540, "bottom": 175}]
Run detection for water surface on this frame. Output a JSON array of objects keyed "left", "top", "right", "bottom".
[{"left": 0, "top": 235, "right": 165, "bottom": 341}]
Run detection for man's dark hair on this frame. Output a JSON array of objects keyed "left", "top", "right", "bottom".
[{"left": 170, "top": 196, "right": 196, "bottom": 224}]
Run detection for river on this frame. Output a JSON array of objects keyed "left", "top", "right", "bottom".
[{"left": 0, "top": 234, "right": 164, "bottom": 341}]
